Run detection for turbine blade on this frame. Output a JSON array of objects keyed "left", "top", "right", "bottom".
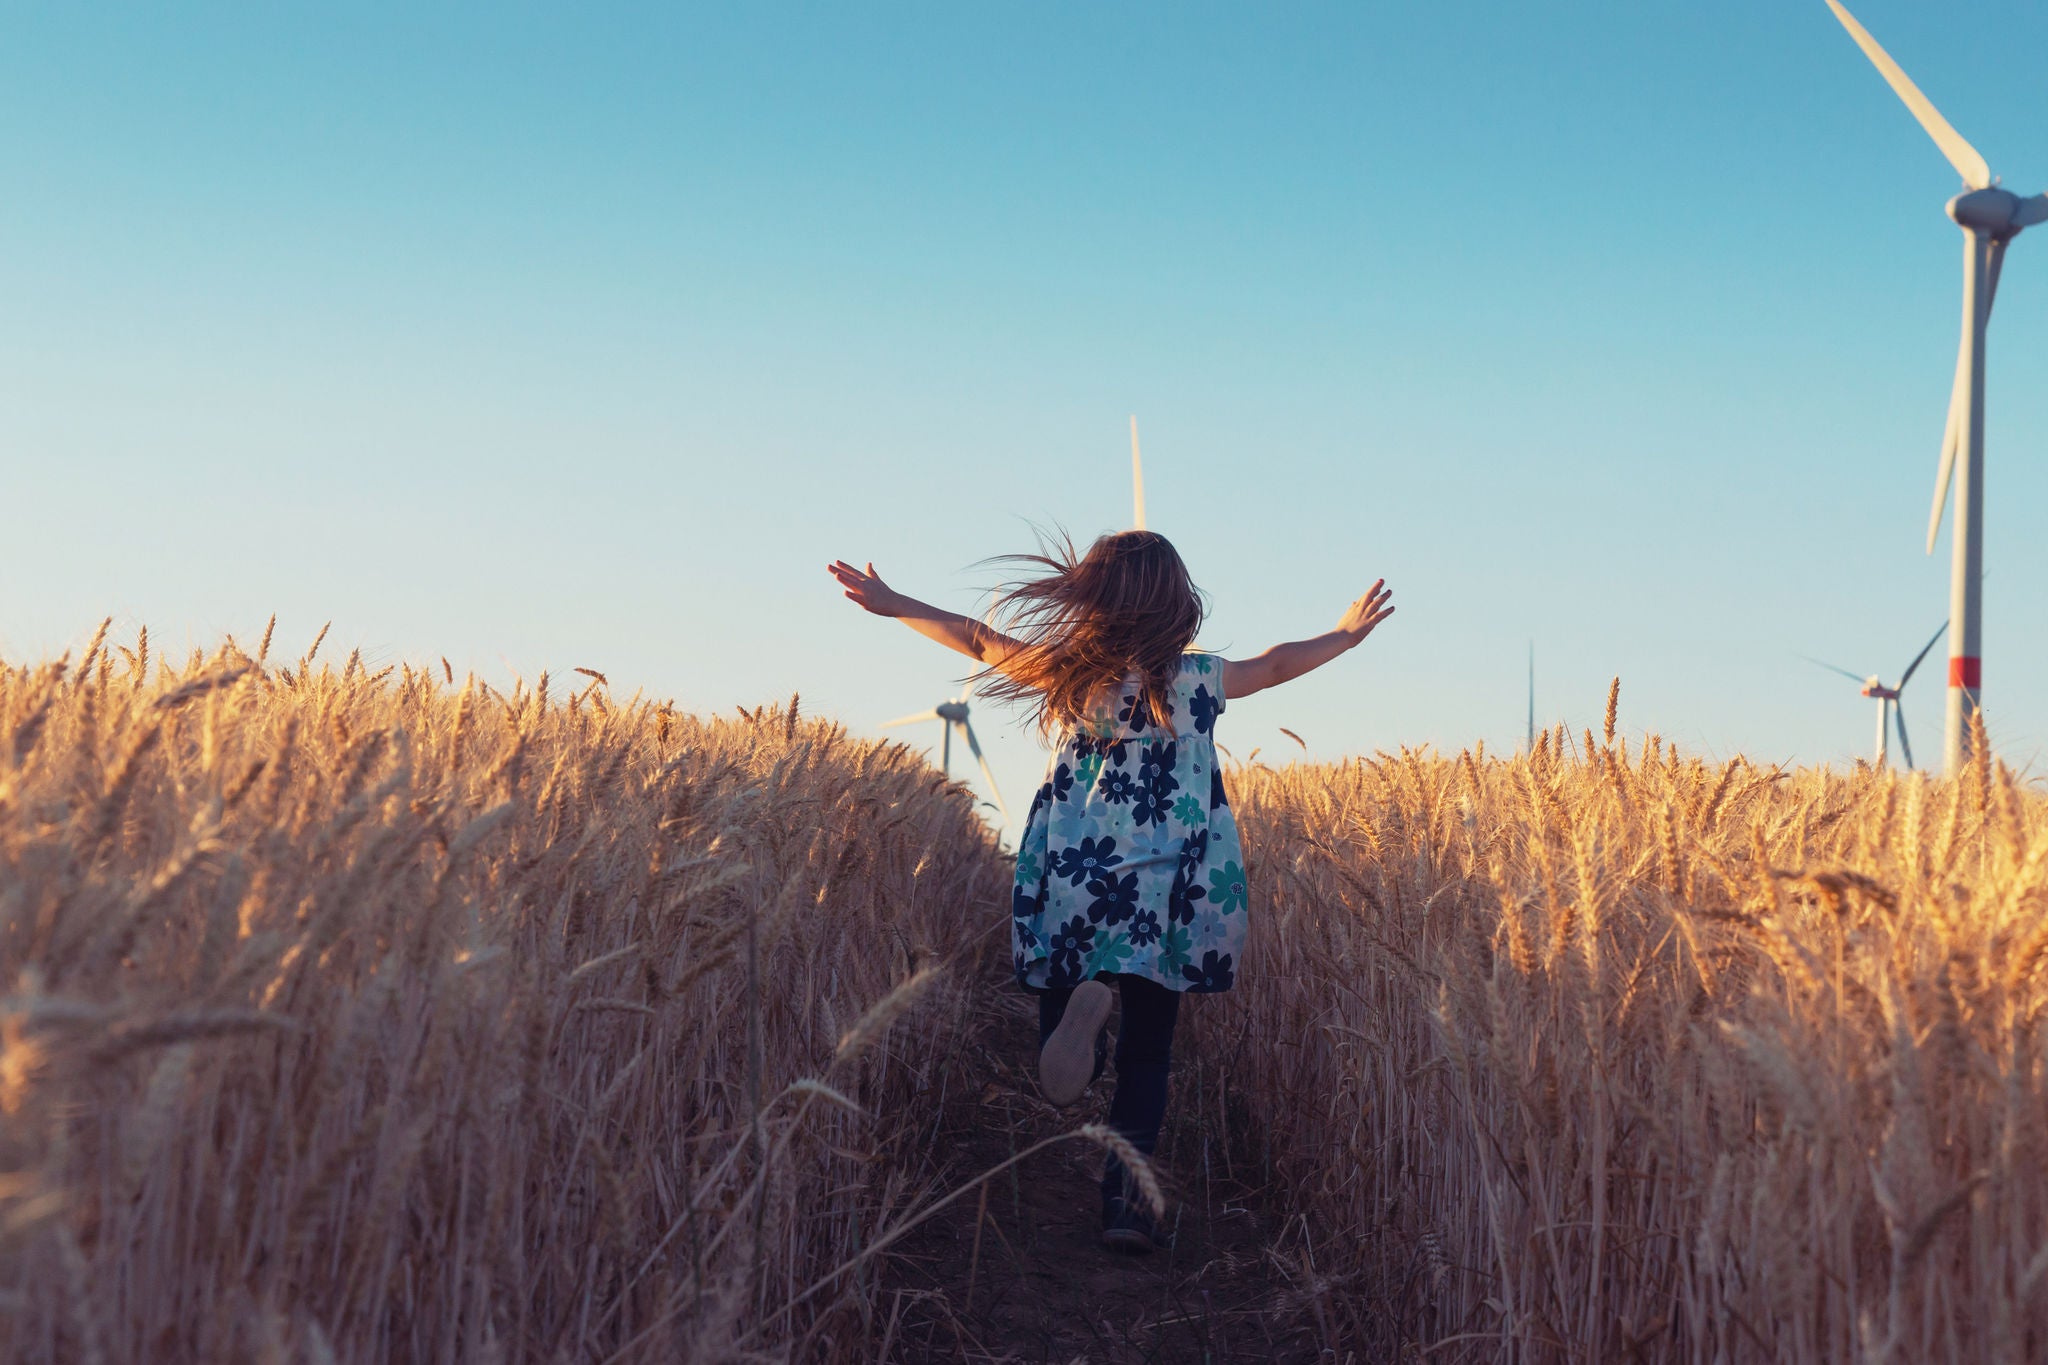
[
  {"left": 1801, "top": 654, "right": 1871, "bottom": 685},
  {"left": 2017, "top": 193, "right": 2048, "bottom": 228},
  {"left": 1896, "top": 619, "right": 1948, "bottom": 690},
  {"left": 1893, "top": 702, "right": 1915, "bottom": 770},
  {"left": 1928, "top": 325, "right": 1968, "bottom": 554},
  {"left": 962, "top": 721, "right": 1010, "bottom": 823},
  {"left": 1930, "top": 236, "right": 1999, "bottom": 551},
  {"left": 1130, "top": 415, "right": 1146, "bottom": 531},
  {"left": 1824, "top": 0, "right": 1991, "bottom": 189},
  {"left": 880, "top": 710, "right": 941, "bottom": 729}
]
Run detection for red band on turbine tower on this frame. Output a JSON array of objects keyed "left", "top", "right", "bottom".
[{"left": 1949, "top": 656, "right": 1981, "bottom": 688}]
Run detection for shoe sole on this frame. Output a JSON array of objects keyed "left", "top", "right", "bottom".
[
  {"left": 1039, "top": 979, "right": 1113, "bottom": 1107},
  {"left": 1100, "top": 1225, "right": 1157, "bottom": 1255}
]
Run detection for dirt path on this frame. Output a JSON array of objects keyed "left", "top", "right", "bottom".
[{"left": 880, "top": 956, "right": 1330, "bottom": 1364}]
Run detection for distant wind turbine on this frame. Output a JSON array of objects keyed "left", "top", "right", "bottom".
[
  {"left": 1823, "top": 0, "right": 2048, "bottom": 773},
  {"left": 1129, "top": 415, "right": 1147, "bottom": 530},
  {"left": 881, "top": 680, "right": 1010, "bottom": 823},
  {"left": 1803, "top": 621, "right": 1947, "bottom": 769}
]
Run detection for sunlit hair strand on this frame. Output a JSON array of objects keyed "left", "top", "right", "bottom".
[{"left": 972, "top": 529, "right": 1206, "bottom": 739}]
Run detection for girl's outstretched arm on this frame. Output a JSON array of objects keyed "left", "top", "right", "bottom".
[
  {"left": 828, "top": 560, "right": 1024, "bottom": 668},
  {"left": 1222, "top": 579, "right": 1394, "bottom": 700}
]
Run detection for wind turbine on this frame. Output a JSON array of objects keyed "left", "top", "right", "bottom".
[
  {"left": 1823, "top": 0, "right": 2048, "bottom": 774},
  {"left": 1129, "top": 415, "right": 1147, "bottom": 530},
  {"left": 881, "top": 680, "right": 1010, "bottom": 823},
  {"left": 1803, "top": 620, "right": 1947, "bottom": 769}
]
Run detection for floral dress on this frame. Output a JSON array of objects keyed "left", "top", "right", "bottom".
[{"left": 1011, "top": 652, "right": 1246, "bottom": 994}]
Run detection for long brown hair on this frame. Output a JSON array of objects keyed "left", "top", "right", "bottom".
[{"left": 974, "top": 529, "right": 1206, "bottom": 738}]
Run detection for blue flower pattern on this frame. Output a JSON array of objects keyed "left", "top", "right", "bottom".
[
  {"left": 1086, "top": 869, "right": 1140, "bottom": 925},
  {"left": 1130, "top": 740, "right": 1179, "bottom": 828},
  {"left": 1118, "top": 692, "right": 1164, "bottom": 732},
  {"left": 1182, "top": 949, "right": 1236, "bottom": 992},
  {"left": 1047, "top": 915, "right": 1096, "bottom": 987},
  {"left": 1012, "top": 654, "right": 1245, "bottom": 994},
  {"left": 1167, "top": 863, "right": 1207, "bottom": 926},
  {"left": 1054, "top": 836, "right": 1123, "bottom": 887},
  {"left": 1012, "top": 883, "right": 1043, "bottom": 921}
]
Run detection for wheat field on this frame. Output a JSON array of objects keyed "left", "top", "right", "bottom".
[
  {"left": 1202, "top": 696, "right": 2048, "bottom": 1363},
  {"left": 0, "top": 622, "right": 1010, "bottom": 1363},
  {"left": 9, "top": 628, "right": 2047, "bottom": 1363}
]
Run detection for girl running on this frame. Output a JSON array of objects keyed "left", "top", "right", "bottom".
[{"left": 828, "top": 532, "right": 1393, "bottom": 1252}]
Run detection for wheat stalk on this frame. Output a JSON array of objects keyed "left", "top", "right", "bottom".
[{"left": 0, "top": 624, "right": 1007, "bottom": 1364}]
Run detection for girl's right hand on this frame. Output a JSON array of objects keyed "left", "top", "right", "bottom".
[
  {"left": 1336, "top": 579, "right": 1395, "bottom": 642},
  {"left": 828, "top": 560, "right": 905, "bottom": 617}
]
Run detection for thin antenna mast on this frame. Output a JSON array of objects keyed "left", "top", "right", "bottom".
[{"left": 1526, "top": 642, "right": 1535, "bottom": 752}]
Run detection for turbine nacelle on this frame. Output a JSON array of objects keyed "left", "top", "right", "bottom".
[
  {"left": 1948, "top": 187, "right": 2031, "bottom": 238},
  {"left": 935, "top": 700, "right": 970, "bottom": 723},
  {"left": 1859, "top": 679, "right": 1896, "bottom": 700}
]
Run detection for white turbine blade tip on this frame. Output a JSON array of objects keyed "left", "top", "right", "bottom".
[
  {"left": 1129, "top": 415, "right": 1146, "bottom": 531},
  {"left": 1928, "top": 434, "right": 1957, "bottom": 554},
  {"left": 1824, "top": 0, "right": 1991, "bottom": 189},
  {"left": 880, "top": 710, "right": 940, "bottom": 729},
  {"left": 1927, "top": 327, "right": 1967, "bottom": 553},
  {"left": 965, "top": 727, "right": 1009, "bottom": 822}
]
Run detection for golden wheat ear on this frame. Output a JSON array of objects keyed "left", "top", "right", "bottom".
[
  {"left": 1206, "top": 694, "right": 2043, "bottom": 1358},
  {"left": 0, "top": 624, "right": 1011, "bottom": 1359}
]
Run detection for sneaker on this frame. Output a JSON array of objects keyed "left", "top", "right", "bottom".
[
  {"left": 1100, "top": 1196, "right": 1170, "bottom": 1255},
  {"left": 1039, "top": 978, "right": 1114, "bottom": 1107}
]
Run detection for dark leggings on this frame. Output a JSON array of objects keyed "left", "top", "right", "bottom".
[{"left": 1037, "top": 974, "right": 1182, "bottom": 1207}]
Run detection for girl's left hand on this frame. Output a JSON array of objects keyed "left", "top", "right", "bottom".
[
  {"left": 1336, "top": 579, "right": 1395, "bottom": 642},
  {"left": 828, "top": 560, "right": 906, "bottom": 617}
]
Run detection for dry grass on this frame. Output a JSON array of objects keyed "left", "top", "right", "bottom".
[
  {"left": 1207, "top": 710, "right": 2048, "bottom": 1363},
  {"left": 0, "top": 624, "right": 1009, "bottom": 1363}
]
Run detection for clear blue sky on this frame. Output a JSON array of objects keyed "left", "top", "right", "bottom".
[{"left": 6, "top": 2, "right": 2048, "bottom": 826}]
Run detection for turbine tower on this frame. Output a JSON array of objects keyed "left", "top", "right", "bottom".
[
  {"left": 1803, "top": 620, "right": 1947, "bottom": 769},
  {"left": 881, "top": 681, "right": 1010, "bottom": 824},
  {"left": 1824, "top": 0, "right": 2048, "bottom": 773}
]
